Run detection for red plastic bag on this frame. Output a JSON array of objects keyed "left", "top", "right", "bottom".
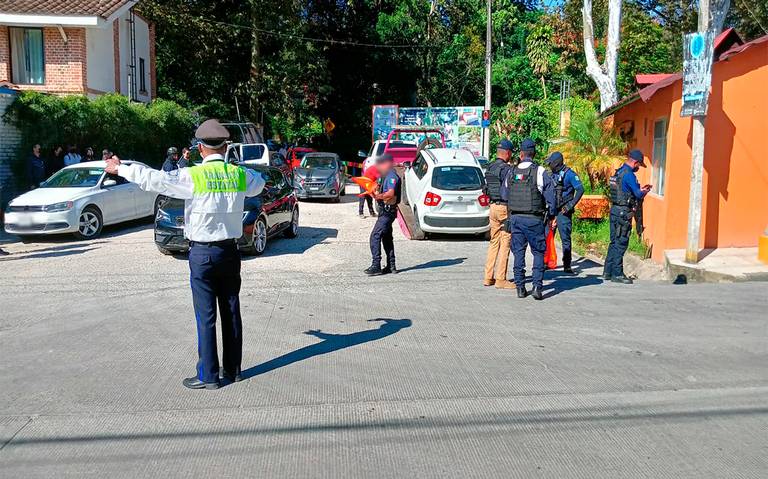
[{"left": 544, "top": 227, "right": 558, "bottom": 270}]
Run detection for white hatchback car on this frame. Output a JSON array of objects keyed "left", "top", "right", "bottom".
[
  {"left": 4, "top": 161, "right": 159, "bottom": 240},
  {"left": 404, "top": 148, "right": 490, "bottom": 237}
]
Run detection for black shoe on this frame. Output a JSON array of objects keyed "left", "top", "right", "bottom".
[
  {"left": 563, "top": 266, "right": 574, "bottom": 274},
  {"left": 602, "top": 273, "right": 612, "bottom": 281},
  {"left": 382, "top": 264, "right": 398, "bottom": 275},
  {"left": 517, "top": 286, "right": 528, "bottom": 298},
  {"left": 612, "top": 275, "right": 634, "bottom": 284},
  {"left": 359, "top": 213, "right": 365, "bottom": 218},
  {"left": 531, "top": 286, "right": 544, "bottom": 300},
  {"left": 0, "top": 249, "right": 9, "bottom": 256},
  {"left": 182, "top": 377, "right": 220, "bottom": 390},
  {"left": 369, "top": 211, "right": 377, "bottom": 217},
  {"left": 221, "top": 369, "right": 242, "bottom": 383},
  {"left": 364, "top": 265, "right": 383, "bottom": 276}
]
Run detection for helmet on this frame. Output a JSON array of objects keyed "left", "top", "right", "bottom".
[{"left": 167, "top": 147, "right": 178, "bottom": 156}]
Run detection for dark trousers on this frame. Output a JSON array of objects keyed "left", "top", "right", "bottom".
[
  {"left": 510, "top": 214, "right": 546, "bottom": 288},
  {"left": 545, "top": 211, "right": 573, "bottom": 269},
  {"left": 370, "top": 209, "right": 396, "bottom": 266},
  {"left": 189, "top": 242, "right": 243, "bottom": 383},
  {"left": 604, "top": 206, "right": 632, "bottom": 277},
  {"left": 358, "top": 194, "right": 374, "bottom": 215}
]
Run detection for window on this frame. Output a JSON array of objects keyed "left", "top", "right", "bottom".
[
  {"left": 412, "top": 156, "right": 428, "bottom": 179},
  {"left": 139, "top": 58, "right": 146, "bottom": 93},
  {"left": 10, "top": 28, "right": 44, "bottom": 85},
  {"left": 651, "top": 118, "right": 668, "bottom": 196}
]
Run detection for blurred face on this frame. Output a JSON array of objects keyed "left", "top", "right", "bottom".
[
  {"left": 102, "top": 150, "right": 110, "bottom": 159},
  {"left": 33, "top": 144, "right": 41, "bottom": 155},
  {"left": 376, "top": 160, "right": 393, "bottom": 175},
  {"left": 182, "top": 149, "right": 189, "bottom": 159},
  {"left": 627, "top": 158, "right": 640, "bottom": 172}
]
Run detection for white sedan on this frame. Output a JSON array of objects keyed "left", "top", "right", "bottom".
[{"left": 4, "top": 161, "right": 159, "bottom": 240}]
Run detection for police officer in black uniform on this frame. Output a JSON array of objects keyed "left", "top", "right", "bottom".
[
  {"left": 505, "top": 138, "right": 556, "bottom": 300},
  {"left": 365, "top": 154, "right": 401, "bottom": 276},
  {"left": 604, "top": 149, "right": 651, "bottom": 284},
  {"left": 545, "top": 151, "right": 584, "bottom": 273}
]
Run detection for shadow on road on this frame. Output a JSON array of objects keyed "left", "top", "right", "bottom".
[
  {"left": 256, "top": 226, "right": 339, "bottom": 258},
  {"left": 543, "top": 258, "right": 605, "bottom": 297},
  {"left": 398, "top": 257, "right": 467, "bottom": 273},
  {"left": 0, "top": 246, "right": 98, "bottom": 261},
  {"left": 240, "top": 318, "right": 412, "bottom": 380}
]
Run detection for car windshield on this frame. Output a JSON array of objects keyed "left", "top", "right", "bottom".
[
  {"left": 42, "top": 167, "right": 104, "bottom": 188},
  {"left": 302, "top": 156, "right": 337, "bottom": 169},
  {"left": 431, "top": 166, "right": 484, "bottom": 191},
  {"left": 241, "top": 144, "right": 266, "bottom": 161}
]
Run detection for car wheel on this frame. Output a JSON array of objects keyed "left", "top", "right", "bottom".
[
  {"left": 73, "top": 206, "right": 103, "bottom": 240},
  {"left": 410, "top": 207, "right": 426, "bottom": 241},
  {"left": 284, "top": 207, "right": 299, "bottom": 238},
  {"left": 157, "top": 245, "right": 175, "bottom": 256},
  {"left": 250, "top": 216, "right": 268, "bottom": 256}
]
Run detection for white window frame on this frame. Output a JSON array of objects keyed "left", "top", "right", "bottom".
[{"left": 651, "top": 117, "right": 669, "bottom": 197}]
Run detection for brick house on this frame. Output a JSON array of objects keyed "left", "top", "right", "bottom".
[
  {"left": 0, "top": 0, "right": 156, "bottom": 100},
  {"left": 0, "top": 1, "right": 156, "bottom": 207}
]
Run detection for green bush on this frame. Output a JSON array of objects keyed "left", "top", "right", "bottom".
[
  {"left": 3, "top": 92, "right": 196, "bottom": 181},
  {"left": 571, "top": 217, "right": 649, "bottom": 259}
]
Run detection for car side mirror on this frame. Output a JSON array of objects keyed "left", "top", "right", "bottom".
[
  {"left": 103, "top": 179, "right": 117, "bottom": 187},
  {"left": 403, "top": 161, "right": 412, "bottom": 169},
  {"left": 358, "top": 150, "right": 367, "bottom": 158}
]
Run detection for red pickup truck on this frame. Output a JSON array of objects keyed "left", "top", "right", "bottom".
[{"left": 382, "top": 125, "right": 446, "bottom": 166}]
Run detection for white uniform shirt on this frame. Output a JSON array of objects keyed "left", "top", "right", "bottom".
[
  {"left": 63, "top": 153, "right": 81, "bottom": 166},
  {"left": 516, "top": 160, "right": 545, "bottom": 193},
  {"left": 118, "top": 154, "right": 265, "bottom": 242}
]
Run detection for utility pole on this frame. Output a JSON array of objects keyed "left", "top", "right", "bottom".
[{"left": 482, "top": 0, "right": 492, "bottom": 158}]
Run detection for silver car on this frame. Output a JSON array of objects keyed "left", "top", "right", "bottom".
[{"left": 293, "top": 152, "right": 347, "bottom": 202}]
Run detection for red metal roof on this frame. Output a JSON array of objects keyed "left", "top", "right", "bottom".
[
  {"left": 0, "top": 0, "right": 135, "bottom": 19},
  {"left": 635, "top": 74, "right": 677, "bottom": 87}
]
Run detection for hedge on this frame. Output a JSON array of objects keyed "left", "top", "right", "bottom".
[{"left": 3, "top": 92, "right": 196, "bottom": 180}]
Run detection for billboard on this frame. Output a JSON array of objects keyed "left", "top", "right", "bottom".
[
  {"left": 681, "top": 31, "right": 716, "bottom": 117},
  {"left": 371, "top": 105, "right": 484, "bottom": 156}
]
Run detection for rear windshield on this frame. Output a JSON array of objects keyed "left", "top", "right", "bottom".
[{"left": 431, "top": 166, "right": 484, "bottom": 191}]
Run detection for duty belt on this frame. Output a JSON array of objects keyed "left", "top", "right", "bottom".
[{"left": 190, "top": 238, "right": 237, "bottom": 247}]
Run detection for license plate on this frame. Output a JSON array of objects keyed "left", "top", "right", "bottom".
[
  {"left": 449, "top": 203, "right": 467, "bottom": 212},
  {"left": 17, "top": 214, "right": 34, "bottom": 227}
]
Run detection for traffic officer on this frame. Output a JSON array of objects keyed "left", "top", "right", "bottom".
[
  {"left": 483, "top": 139, "right": 515, "bottom": 290},
  {"left": 504, "top": 138, "right": 556, "bottom": 300},
  {"left": 365, "top": 154, "right": 400, "bottom": 276},
  {"left": 545, "top": 151, "right": 584, "bottom": 273},
  {"left": 104, "top": 119, "right": 265, "bottom": 389},
  {"left": 603, "top": 149, "right": 650, "bottom": 284}
]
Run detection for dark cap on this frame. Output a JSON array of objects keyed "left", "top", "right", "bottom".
[
  {"left": 375, "top": 153, "right": 394, "bottom": 164},
  {"left": 545, "top": 151, "right": 564, "bottom": 165},
  {"left": 166, "top": 146, "right": 178, "bottom": 156},
  {"left": 195, "top": 119, "right": 230, "bottom": 148},
  {"left": 497, "top": 139, "right": 514, "bottom": 151},
  {"left": 520, "top": 138, "right": 536, "bottom": 152},
  {"left": 628, "top": 149, "right": 646, "bottom": 167}
]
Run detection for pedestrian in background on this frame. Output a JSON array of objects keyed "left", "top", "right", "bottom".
[
  {"left": 179, "top": 147, "right": 190, "bottom": 168},
  {"left": 48, "top": 145, "right": 64, "bottom": 177},
  {"left": 545, "top": 151, "right": 584, "bottom": 274},
  {"left": 365, "top": 154, "right": 400, "bottom": 276},
  {"left": 504, "top": 138, "right": 556, "bottom": 300},
  {"left": 358, "top": 155, "right": 378, "bottom": 218},
  {"left": 63, "top": 144, "right": 81, "bottom": 166},
  {"left": 26, "top": 144, "right": 46, "bottom": 189},
  {"left": 102, "top": 148, "right": 112, "bottom": 161},
  {"left": 84, "top": 147, "right": 96, "bottom": 163},
  {"left": 483, "top": 139, "right": 515, "bottom": 290},
  {"left": 603, "top": 149, "right": 651, "bottom": 284},
  {"left": 105, "top": 119, "right": 265, "bottom": 390}
]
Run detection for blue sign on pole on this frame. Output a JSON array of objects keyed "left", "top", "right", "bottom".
[{"left": 681, "top": 31, "right": 715, "bottom": 117}]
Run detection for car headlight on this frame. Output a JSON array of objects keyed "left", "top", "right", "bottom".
[{"left": 44, "top": 201, "right": 74, "bottom": 212}]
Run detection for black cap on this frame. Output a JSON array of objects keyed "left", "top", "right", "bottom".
[
  {"left": 628, "top": 149, "right": 647, "bottom": 167},
  {"left": 375, "top": 153, "right": 394, "bottom": 164},
  {"left": 545, "top": 151, "right": 564, "bottom": 165},
  {"left": 195, "top": 119, "right": 230, "bottom": 148},
  {"left": 520, "top": 138, "right": 536, "bottom": 152},
  {"left": 497, "top": 139, "right": 514, "bottom": 151}
]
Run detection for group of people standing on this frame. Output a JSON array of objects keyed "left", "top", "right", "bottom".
[
  {"left": 484, "top": 138, "right": 650, "bottom": 300},
  {"left": 26, "top": 144, "right": 110, "bottom": 189}
]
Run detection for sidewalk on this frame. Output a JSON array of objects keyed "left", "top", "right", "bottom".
[{"left": 665, "top": 248, "right": 768, "bottom": 282}]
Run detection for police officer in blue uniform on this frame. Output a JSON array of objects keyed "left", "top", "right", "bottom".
[
  {"left": 603, "top": 149, "right": 651, "bottom": 284},
  {"left": 545, "top": 151, "right": 584, "bottom": 273},
  {"left": 105, "top": 119, "right": 265, "bottom": 389},
  {"left": 365, "top": 154, "right": 401, "bottom": 276},
  {"left": 504, "top": 138, "right": 556, "bottom": 300}
]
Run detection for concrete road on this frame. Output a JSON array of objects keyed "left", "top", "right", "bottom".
[{"left": 0, "top": 190, "right": 766, "bottom": 478}]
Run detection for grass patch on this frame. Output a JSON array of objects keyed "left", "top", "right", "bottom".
[{"left": 571, "top": 217, "right": 649, "bottom": 259}]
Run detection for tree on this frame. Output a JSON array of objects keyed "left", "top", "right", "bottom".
[
  {"left": 526, "top": 21, "right": 553, "bottom": 99},
  {"left": 582, "top": 0, "right": 623, "bottom": 111}
]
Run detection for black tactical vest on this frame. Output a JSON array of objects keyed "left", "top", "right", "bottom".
[
  {"left": 553, "top": 167, "right": 574, "bottom": 209},
  {"left": 609, "top": 166, "right": 634, "bottom": 207},
  {"left": 507, "top": 165, "right": 545, "bottom": 215},
  {"left": 485, "top": 160, "right": 507, "bottom": 202}
]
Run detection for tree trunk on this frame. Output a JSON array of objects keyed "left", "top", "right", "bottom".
[
  {"left": 582, "top": 0, "right": 622, "bottom": 112},
  {"left": 248, "top": 0, "right": 261, "bottom": 117}
]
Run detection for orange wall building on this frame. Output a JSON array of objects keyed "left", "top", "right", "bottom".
[{"left": 607, "top": 34, "right": 768, "bottom": 263}]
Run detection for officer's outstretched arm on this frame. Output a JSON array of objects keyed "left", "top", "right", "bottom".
[
  {"left": 244, "top": 169, "right": 266, "bottom": 197},
  {"left": 117, "top": 163, "right": 194, "bottom": 200}
]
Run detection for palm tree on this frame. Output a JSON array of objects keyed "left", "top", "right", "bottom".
[
  {"left": 526, "top": 22, "right": 552, "bottom": 100},
  {"left": 563, "top": 109, "right": 626, "bottom": 193}
]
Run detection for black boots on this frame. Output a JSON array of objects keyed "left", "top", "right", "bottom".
[
  {"left": 612, "top": 275, "right": 634, "bottom": 284},
  {"left": 531, "top": 286, "right": 544, "bottom": 300},
  {"left": 517, "top": 286, "right": 528, "bottom": 298},
  {"left": 364, "top": 264, "right": 383, "bottom": 276},
  {"left": 382, "top": 263, "right": 398, "bottom": 275}
]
